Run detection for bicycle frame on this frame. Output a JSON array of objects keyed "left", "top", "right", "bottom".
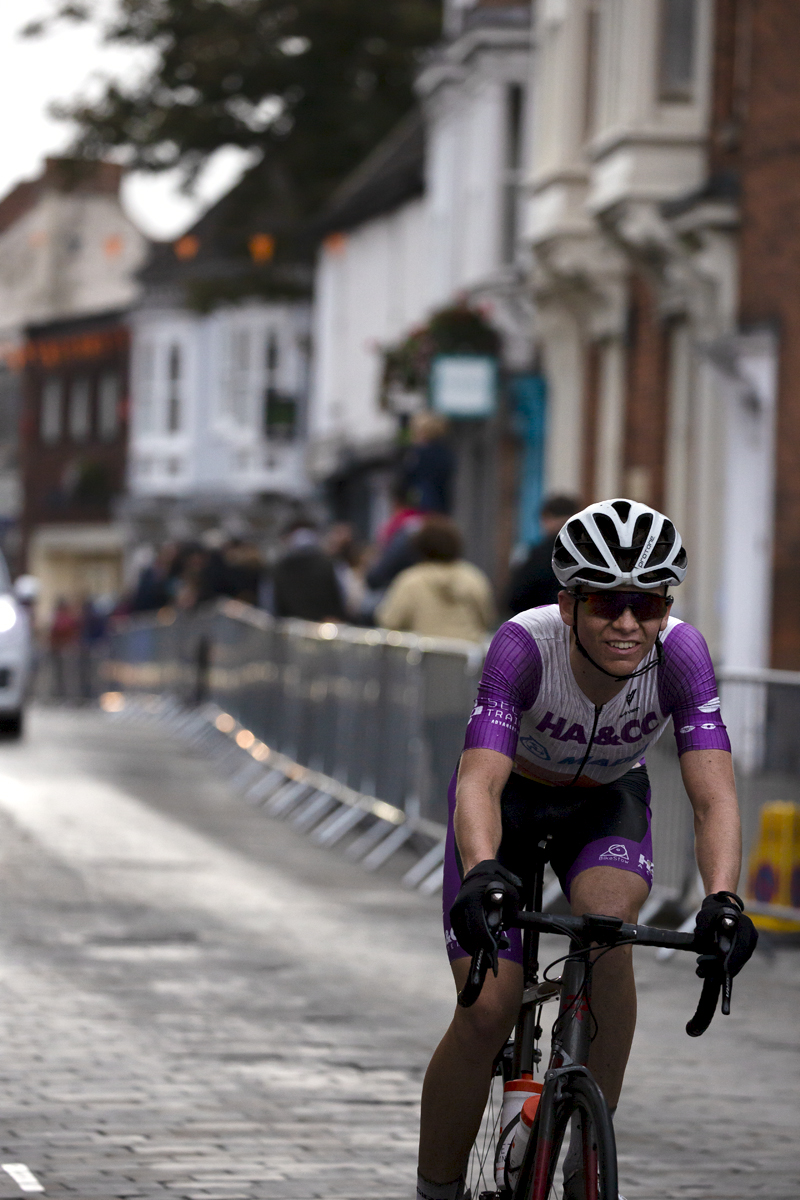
[{"left": 461, "top": 846, "right": 731, "bottom": 1200}]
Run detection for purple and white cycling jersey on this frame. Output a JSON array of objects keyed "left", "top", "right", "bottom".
[{"left": 464, "top": 606, "right": 729, "bottom": 787}]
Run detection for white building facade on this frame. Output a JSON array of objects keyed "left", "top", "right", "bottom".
[
  {"left": 129, "top": 300, "right": 311, "bottom": 511},
  {"left": 308, "top": 3, "right": 533, "bottom": 559}
]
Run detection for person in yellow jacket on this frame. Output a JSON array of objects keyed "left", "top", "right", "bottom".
[{"left": 376, "top": 516, "right": 494, "bottom": 642}]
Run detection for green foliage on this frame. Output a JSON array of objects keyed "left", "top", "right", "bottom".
[{"left": 31, "top": 0, "right": 443, "bottom": 217}]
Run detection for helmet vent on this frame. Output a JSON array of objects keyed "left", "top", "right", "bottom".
[
  {"left": 631, "top": 513, "right": 654, "bottom": 548},
  {"left": 567, "top": 520, "right": 607, "bottom": 568},
  {"left": 639, "top": 567, "right": 675, "bottom": 585},
  {"left": 611, "top": 500, "right": 631, "bottom": 522},
  {"left": 553, "top": 543, "right": 578, "bottom": 569},
  {"left": 580, "top": 568, "right": 618, "bottom": 584}
]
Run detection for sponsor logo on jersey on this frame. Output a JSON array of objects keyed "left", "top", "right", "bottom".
[
  {"left": 638, "top": 853, "right": 654, "bottom": 878},
  {"left": 599, "top": 843, "right": 629, "bottom": 862},
  {"left": 698, "top": 697, "right": 721, "bottom": 713},
  {"left": 470, "top": 704, "right": 483, "bottom": 718},
  {"left": 536, "top": 710, "right": 659, "bottom": 746},
  {"left": 519, "top": 736, "right": 551, "bottom": 761}
]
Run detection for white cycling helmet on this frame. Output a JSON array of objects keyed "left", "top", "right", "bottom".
[{"left": 552, "top": 498, "right": 687, "bottom": 589}]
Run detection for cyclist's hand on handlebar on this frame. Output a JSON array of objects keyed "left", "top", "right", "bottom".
[
  {"left": 693, "top": 891, "right": 758, "bottom": 977},
  {"left": 449, "top": 860, "right": 521, "bottom": 959}
]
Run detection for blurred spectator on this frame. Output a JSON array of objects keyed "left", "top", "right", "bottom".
[
  {"left": 365, "top": 481, "right": 424, "bottom": 593},
  {"left": 272, "top": 519, "right": 345, "bottom": 622},
  {"left": 49, "top": 597, "right": 80, "bottom": 700},
  {"left": 78, "top": 595, "right": 111, "bottom": 700},
  {"left": 220, "top": 538, "right": 264, "bottom": 606},
  {"left": 172, "top": 543, "right": 210, "bottom": 610},
  {"left": 130, "top": 543, "right": 178, "bottom": 613},
  {"left": 376, "top": 516, "right": 494, "bottom": 642},
  {"left": 325, "top": 523, "right": 367, "bottom": 622},
  {"left": 401, "top": 411, "right": 455, "bottom": 514},
  {"left": 506, "top": 494, "right": 582, "bottom": 615}
]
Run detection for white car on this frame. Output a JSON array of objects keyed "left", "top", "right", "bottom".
[{"left": 0, "top": 556, "right": 34, "bottom": 737}]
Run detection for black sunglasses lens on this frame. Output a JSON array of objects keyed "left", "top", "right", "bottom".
[{"left": 582, "top": 593, "right": 668, "bottom": 621}]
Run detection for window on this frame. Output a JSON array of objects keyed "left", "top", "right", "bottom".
[
  {"left": 263, "top": 330, "right": 297, "bottom": 441},
  {"left": 501, "top": 84, "right": 525, "bottom": 264},
  {"left": 98, "top": 372, "right": 120, "bottom": 441},
  {"left": 68, "top": 377, "right": 91, "bottom": 442},
  {"left": 135, "top": 343, "right": 155, "bottom": 433},
  {"left": 40, "top": 376, "right": 63, "bottom": 444},
  {"left": 231, "top": 328, "right": 251, "bottom": 424},
  {"left": 167, "top": 344, "right": 181, "bottom": 432},
  {"left": 658, "top": 0, "right": 697, "bottom": 102}
]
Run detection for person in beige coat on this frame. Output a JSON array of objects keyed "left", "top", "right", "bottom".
[{"left": 376, "top": 516, "right": 494, "bottom": 642}]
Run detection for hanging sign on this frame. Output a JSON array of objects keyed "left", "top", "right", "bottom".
[{"left": 430, "top": 354, "right": 498, "bottom": 418}]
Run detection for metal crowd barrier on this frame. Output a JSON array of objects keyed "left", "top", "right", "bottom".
[
  {"left": 102, "top": 603, "right": 800, "bottom": 911},
  {"left": 103, "top": 601, "right": 485, "bottom": 882}
]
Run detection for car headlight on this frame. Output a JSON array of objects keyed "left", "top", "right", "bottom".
[{"left": 0, "top": 595, "right": 18, "bottom": 633}]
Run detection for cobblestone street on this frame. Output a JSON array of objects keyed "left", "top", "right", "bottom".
[{"left": 0, "top": 707, "right": 796, "bottom": 1200}]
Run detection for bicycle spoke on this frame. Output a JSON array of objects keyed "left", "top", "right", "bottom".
[{"left": 467, "top": 1075, "right": 502, "bottom": 1196}]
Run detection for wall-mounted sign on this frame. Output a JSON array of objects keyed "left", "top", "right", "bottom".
[{"left": 430, "top": 354, "right": 498, "bottom": 419}]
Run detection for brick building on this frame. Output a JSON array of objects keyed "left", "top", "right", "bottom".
[
  {"left": 20, "top": 311, "right": 130, "bottom": 613},
  {"left": 712, "top": 0, "right": 800, "bottom": 667},
  {"left": 0, "top": 156, "right": 146, "bottom": 602}
]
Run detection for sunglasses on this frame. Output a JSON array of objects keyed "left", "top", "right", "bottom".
[{"left": 572, "top": 591, "right": 673, "bottom": 622}]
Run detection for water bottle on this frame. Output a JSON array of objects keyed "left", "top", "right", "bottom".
[
  {"left": 506, "top": 1091, "right": 542, "bottom": 1183},
  {"left": 494, "top": 1078, "right": 543, "bottom": 1188}
]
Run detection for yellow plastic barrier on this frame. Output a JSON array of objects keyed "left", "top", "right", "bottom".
[{"left": 746, "top": 801, "right": 800, "bottom": 932}]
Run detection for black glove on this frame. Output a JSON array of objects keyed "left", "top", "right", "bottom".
[
  {"left": 449, "top": 860, "right": 522, "bottom": 958},
  {"left": 693, "top": 892, "right": 758, "bottom": 978}
]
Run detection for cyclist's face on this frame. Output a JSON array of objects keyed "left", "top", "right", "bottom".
[{"left": 557, "top": 584, "right": 671, "bottom": 676}]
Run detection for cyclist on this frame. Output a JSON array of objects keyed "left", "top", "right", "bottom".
[{"left": 416, "top": 499, "right": 757, "bottom": 1200}]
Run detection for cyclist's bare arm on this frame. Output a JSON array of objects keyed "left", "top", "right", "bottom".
[
  {"left": 454, "top": 748, "right": 514, "bottom": 872},
  {"left": 679, "top": 748, "right": 742, "bottom": 894}
]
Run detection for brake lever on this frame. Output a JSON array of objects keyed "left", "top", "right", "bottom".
[
  {"left": 718, "top": 913, "right": 736, "bottom": 1016},
  {"left": 456, "top": 887, "right": 507, "bottom": 1007},
  {"left": 686, "top": 911, "right": 737, "bottom": 1035}
]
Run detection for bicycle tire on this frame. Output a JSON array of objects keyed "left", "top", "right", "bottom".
[{"left": 516, "top": 1069, "right": 617, "bottom": 1200}]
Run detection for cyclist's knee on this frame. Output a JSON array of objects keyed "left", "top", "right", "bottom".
[
  {"left": 450, "top": 961, "right": 520, "bottom": 1052},
  {"left": 569, "top": 864, "right": 649, "bottom": 924},
  {"left": 453, "top": 991, "right": 517, "bottom": 1053}
]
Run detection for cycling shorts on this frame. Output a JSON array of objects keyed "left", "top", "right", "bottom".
[{"left": 442, "top": 764, "right": 653, "bottom": 964}]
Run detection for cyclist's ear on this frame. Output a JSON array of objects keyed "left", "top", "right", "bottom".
[{"left": 557, "top": 590, "right": 575, "bottom": 626}]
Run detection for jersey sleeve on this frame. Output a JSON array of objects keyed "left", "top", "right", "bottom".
[
  {"left": 463, "top": 621, "right": 543, "bottom": 759},
  {"left": 658, "top": 622, "right": 731, "bottom": 755}
]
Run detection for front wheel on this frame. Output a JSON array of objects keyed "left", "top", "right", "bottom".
[{"left": 516, "top": 1069, "right": 617, "bottom": 1200}]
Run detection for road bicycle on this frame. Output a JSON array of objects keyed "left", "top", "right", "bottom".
[{"left": 459, "top": 840, "right": 738, "bottom": 1200}]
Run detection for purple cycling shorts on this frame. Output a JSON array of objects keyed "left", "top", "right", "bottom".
[{"left": 443, "top": 765, "right": 654, "bottom": 964}]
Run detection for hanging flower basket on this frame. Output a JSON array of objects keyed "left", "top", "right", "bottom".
[{"left": 380, "top": 302, "right": 501, "bottom": 412}]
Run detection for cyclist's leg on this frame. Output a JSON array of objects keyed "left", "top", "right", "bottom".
[
  {"left": 558, "top": 767, "right": 653, "bottom": 1106},
  {"left": 568, "top": 864, "right": 649, "bottom": 1107},
  {"left": 418, "top": 768, "right": 532, "bottom": 1191},
  {"left": 418, "top": 955, "right": 522, "bottom": 1187},
  {"left": 549, "top": 769, "right": 654, "bottom": 1199}
]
